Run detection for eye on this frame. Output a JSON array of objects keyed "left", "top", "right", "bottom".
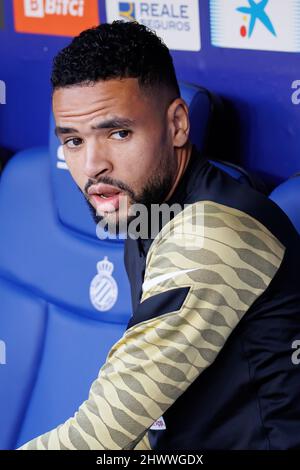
[
  {"left": 64, "top": 137, "right": 83, "bottom": 149},
  {"left": 110, "top": 130, "right": 131, "bottom": 140}
]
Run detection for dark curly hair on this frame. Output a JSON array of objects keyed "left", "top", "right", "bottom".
[{"left": 51, "top": 21, "right": 180, "bottom": 97}]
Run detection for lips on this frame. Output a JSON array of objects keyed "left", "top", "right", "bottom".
[{"left": 87, "top": 183, "right": 122, "bottom": 213}]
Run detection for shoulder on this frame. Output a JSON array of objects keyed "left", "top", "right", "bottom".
[
  {"left": 193, "top": 162, "right": 297, "bottom": 248},
  {"left": 146, "top": 200, "right": 285, "bottom": 271},
  {"left": 142, "top": 201, "right": 285, "bottom": 312}
]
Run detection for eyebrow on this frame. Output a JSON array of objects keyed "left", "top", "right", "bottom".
[{"left": 55, "top": 118, "right": 135, "bottom": 137}]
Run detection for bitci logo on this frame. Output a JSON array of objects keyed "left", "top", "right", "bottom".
[
  {"left": 210, "top": 0, "right": 300, "bottom": 52},
  {"left": 13, "top": 0, "right": 100, "bottom": 36}
]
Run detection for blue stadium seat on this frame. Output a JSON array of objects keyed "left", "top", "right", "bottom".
[
  {"left": 269, "top": 174, "right": 300, "bottom": 235},
  {"left": 0, "top": 82, "right": 255, "bottom": 449}
]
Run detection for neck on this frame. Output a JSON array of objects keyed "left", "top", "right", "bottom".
[{"left": 163, "top": 141, "right": 193, "bottom": 202}]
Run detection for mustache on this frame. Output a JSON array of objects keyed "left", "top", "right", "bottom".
[{"left": 84, "top": 175, "right": 135, "bottom": 200}]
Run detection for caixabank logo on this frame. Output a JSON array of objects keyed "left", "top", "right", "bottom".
[
  {"left": 210, "top": 0, "right": 300, "bottom": 52},
  {"left": 105, "top": 0, "right": 201, "bottom": 51},
  {"left": 0, "top": 0, "right": 5, "bottom": 30},
  {"left": 13, "top": 0, "right": 100, "bottom": 36}
]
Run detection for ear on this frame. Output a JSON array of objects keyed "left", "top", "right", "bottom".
[{"left": 167, "top": 98, "right": 190, "bottom": 148}]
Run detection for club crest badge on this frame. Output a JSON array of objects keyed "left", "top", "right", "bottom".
[
  {"left": 90, "top": 257, "right": 118, "bottom": 311},
  {"left": 150, "top": 416, "right": 166, "bottom": 431}
]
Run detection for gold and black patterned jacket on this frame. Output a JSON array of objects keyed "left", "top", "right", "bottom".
[{"left": 20, "top": 147, "right": 300, "bottom": 450}]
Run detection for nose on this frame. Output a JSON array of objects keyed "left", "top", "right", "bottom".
[{"left": 83, "top": 141, "right": 113, "bottom": 179}]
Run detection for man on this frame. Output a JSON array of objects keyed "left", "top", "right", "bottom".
[{"left": 19, "top": 21, "right": 300, "bottom": 450}]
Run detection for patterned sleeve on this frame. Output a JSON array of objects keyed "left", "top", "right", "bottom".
[{"left": 18, "top": 201, "right": 285, "bottom": 450}]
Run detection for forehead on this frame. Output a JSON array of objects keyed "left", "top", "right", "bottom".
[{"left": 52, "top": 78, "right": 153, "bottom": 121}]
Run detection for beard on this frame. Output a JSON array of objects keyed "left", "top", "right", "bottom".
[{"left": 82, "top": 152, "right": 177, "bottom": 237}]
